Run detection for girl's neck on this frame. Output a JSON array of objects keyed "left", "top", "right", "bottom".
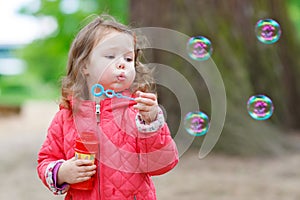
[{"left": 90, "top": 93, "right": 107, "bottom": 102}]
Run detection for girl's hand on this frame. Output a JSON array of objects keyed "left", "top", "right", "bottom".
[
  {"left": 57, "top": 157, "right": 96, "bottom": 185},
  {"left": 133, "top": 91, "right": 159, "bottom": 124}
]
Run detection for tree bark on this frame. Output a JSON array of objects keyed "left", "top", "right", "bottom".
[{"left": 129, "top": 0, "right": 300, "bottom": 155}]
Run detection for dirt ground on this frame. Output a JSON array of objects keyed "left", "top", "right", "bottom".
[{"left": 1, "top": 100, "right": 300, "bottom": 200}]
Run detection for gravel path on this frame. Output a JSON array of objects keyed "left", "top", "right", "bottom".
[{"left": 1, "top": 100, "right": 300, "bottom": 200}]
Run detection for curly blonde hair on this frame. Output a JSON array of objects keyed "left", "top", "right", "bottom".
[{"left": 60, "top": 14, "right": 155, "bottom": 109}]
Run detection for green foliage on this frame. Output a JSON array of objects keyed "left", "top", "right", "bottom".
[
  {"left": 0, "top": 72, "right": 57, "bottom": 105},
  {"left": 0, "top": 0, "right": 129, "bottom": 106},
  {"left": 287, "top": 0, "right": 300, "bottom": 41}
]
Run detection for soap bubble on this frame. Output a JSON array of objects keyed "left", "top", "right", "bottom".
[
  {"left": 255, "top": 19, "right": 281, "bottom": 44},
  {"left": 186, "top": 36, "right": 213, "bottom": 61},
  {"left": 184, "top": 111, "right": 210, "bottom": 136},
  {"left": 247, "top": 94, "right": 274, "bottom": 120}
]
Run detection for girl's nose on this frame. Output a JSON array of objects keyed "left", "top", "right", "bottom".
[{"left": 117, "top": 63, "right": 125, "bottom": 69}]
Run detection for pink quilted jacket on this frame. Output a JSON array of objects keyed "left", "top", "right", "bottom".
[{"left": 37, "top": 96, "right": 178, "bottom": 200}]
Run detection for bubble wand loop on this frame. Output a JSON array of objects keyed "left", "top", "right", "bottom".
[{"left": 91, "top": 84, "right": 135, "bottom": 100}]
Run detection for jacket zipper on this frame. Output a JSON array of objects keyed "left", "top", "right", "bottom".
[
  {"left": 133, "top": 195, "right": 137, "bottom": 200},
  {"left": 95, "top": 101, "right": 101, "bottom": 199},
  {"left": 95, "top": 102, "right": 101, "bottom": 123}
]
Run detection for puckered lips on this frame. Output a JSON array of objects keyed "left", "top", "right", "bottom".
[{"left": 117, "top": 73, "right": 126, "bottom": 81}]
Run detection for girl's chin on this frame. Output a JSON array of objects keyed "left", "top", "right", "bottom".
[
  {"left": 107, "top": 85, "right": 129, "bottom": 93},
  {"left": 113, "top": 87, "right": 129, "bottom": 93},
  {"left": 97, "top": 81, "right": 131, "bottom": 92}
]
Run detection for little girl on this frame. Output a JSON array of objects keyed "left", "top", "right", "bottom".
[{"left": 37, "top": 14, "right": 178, "bottom": 200}]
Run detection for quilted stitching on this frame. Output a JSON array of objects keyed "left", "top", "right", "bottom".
[{"left": 37, "top": 98, "right": 178, "bottom": 199}]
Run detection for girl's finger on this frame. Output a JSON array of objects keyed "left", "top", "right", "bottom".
[
  {"left": 77, "top": 164, "right": 96, "bottom": 172},
  {"left": 133, "top": 103, "right": 150, "bottom": 112},
  {"left": 136, "top": 91, "right": 157, "bottom": 101},
  {"left": 84, "top": 164, "right": 97, "bottom": 172},
  {"left": 79, "top": 170, "right": 96, "bottom": 178},
  {"left": 75, "top": 159, "right": 94, "bottom": 166},
  {"left": 135, "top": 97, "right": 156, "bottom": 106}
]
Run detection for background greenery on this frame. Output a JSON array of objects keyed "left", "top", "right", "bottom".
[
  {"left": 1, "top": 0, "right": 300, "bottom": 155},
  {"left": 0, "top": 0, "right": 129, "bottom": 105}
]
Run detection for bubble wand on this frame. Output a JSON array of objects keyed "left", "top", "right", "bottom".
[{"left": 91, "top": 83, "right": 135, "bottom": 100}]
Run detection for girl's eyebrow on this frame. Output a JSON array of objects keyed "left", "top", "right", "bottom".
[
  {"left": 124, "top": 50, "right": 134, "bottom": 54},
  {"left": 96, "top": 45, "right": 134, "bottom": 53},
  {"left": 104, "top": 48, "right": 134, "bottom": 55}
]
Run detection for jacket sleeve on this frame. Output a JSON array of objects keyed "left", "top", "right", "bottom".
[
  {"left": 135, "top": 107, "right": 179, "bottom": 176},
  {"left": 37, "top": 110, "right": 70, "bottom": 195}
]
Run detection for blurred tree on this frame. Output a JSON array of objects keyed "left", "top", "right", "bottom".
[
  {"left": 18, "top": 0, "right": 129, "bottom": 87},
  {"left": 130, "top": 0, "right": 300, "bottom": 155},
  {"left": 288, "top": 0, "right": 300, "bottom": 41}
]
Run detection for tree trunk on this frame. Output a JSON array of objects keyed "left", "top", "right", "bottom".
[{"left": 129, "top": 0, "right": 300, "bottom": 156}]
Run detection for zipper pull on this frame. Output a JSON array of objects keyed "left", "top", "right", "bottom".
[{"left": 95, "top": 103, "right": 100, "bottom": 122}]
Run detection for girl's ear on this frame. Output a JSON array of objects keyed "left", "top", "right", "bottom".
[{"left": 82, "top": 66, "right": 89, "bottom": 75}]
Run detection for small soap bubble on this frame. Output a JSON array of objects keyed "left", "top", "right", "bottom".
[
  {"left": 255, "top": 19, "right": 281, "bottom": 44},
  {"left": 247, "top": 94, "right": 274, "bottom": 120},
  {"left": 187, "top": 36, "right": 213, "bottom": 61},
  {"left": 184, "top": 111, "right": 210, "bottom": 136}
]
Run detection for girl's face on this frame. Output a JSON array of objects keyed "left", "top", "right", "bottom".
[{"left": 85, "top": 30, "right": 136, "bottom": 93}]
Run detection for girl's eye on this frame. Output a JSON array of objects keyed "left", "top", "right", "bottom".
[
  {"left": 105, "top": 55, "right": 115, "bottom": 59},
  {"left": 125, "top": 57, "right": 133, "bottom": 62}
]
